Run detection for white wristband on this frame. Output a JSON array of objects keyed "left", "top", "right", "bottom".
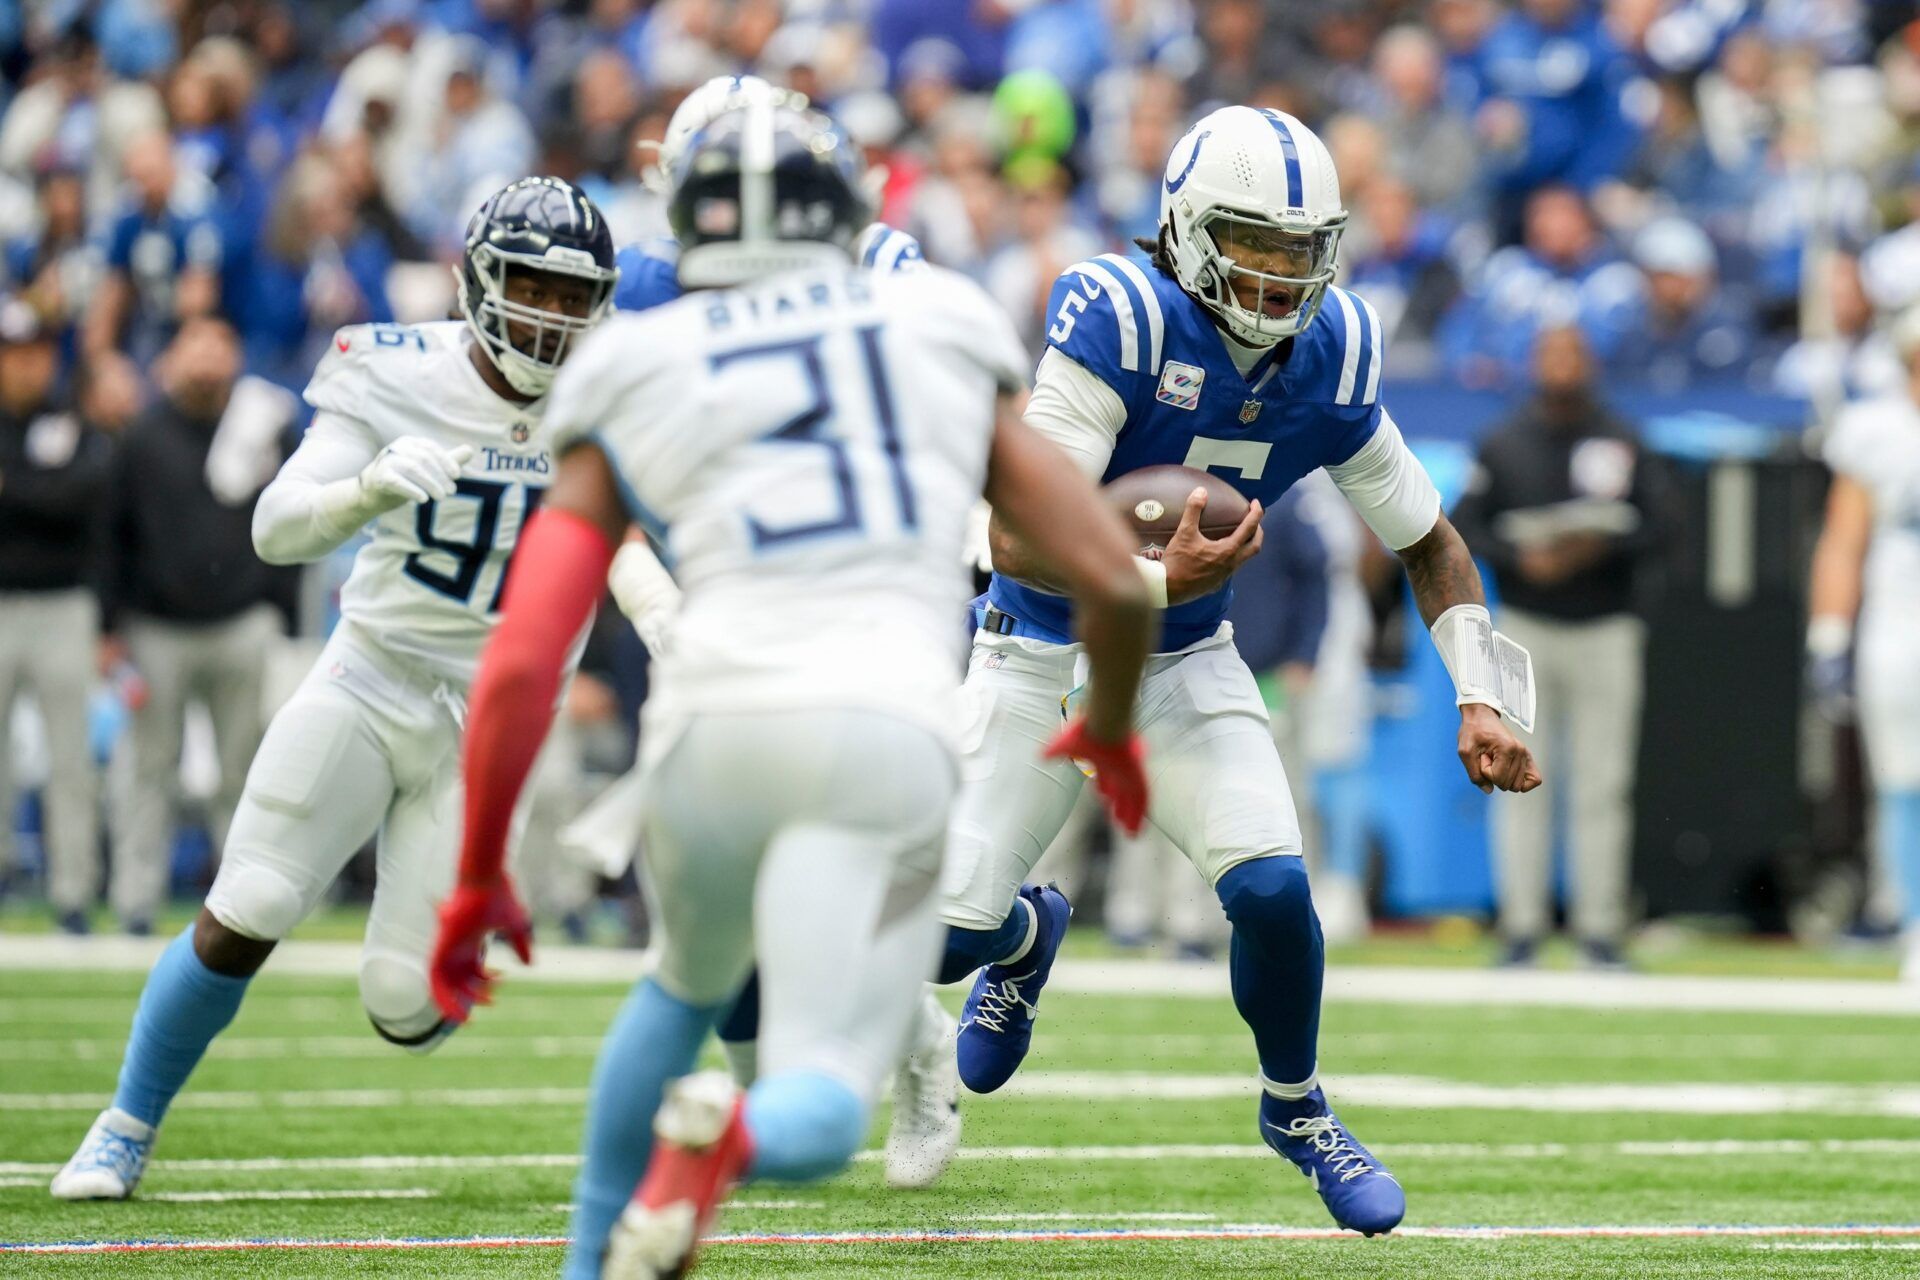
[
  {"left": 1134, "top": 556, "right": 1168, "bottom": 609},
  {"left": 1806, "top": 615, "right": 1853, "bottom": 659},
  {"left": 1429, "top": 603, "right": 1536, "bottom": 734}
]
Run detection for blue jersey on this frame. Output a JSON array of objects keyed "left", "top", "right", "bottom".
[
  {"left": 988, "top": 252, "right": 1384, "bottom": 651},
  {"left": 613, "top": 224, "right": 923, "bottom": 314},
  {"left": 612, "top": 237, "right": 683, "bottom": 312}
]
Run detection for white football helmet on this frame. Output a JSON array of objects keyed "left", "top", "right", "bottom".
[
  {"left": 1159, "top": 106, "right": 1346, "bottom": 344},
  {"left": 642, "top": 74, "right": 808, "bottom": 193}
]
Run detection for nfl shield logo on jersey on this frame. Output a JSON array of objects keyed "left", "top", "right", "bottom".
[
  {"left": 1239, "top": 399, "right": 1262, "bottom": 424},
  {"left": 1155, "top": 361, "right": 1206, "bottom": 411},
  {"left": 510, "top": 421, "right": 532, "bottom": 445}
]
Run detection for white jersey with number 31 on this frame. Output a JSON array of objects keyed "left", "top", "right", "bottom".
[
  {"left": 303, "top": 320, "right": 560, "bottom": 685},
  {"left": 547, "top": 264, "right": 1028, "bottom": 745}
]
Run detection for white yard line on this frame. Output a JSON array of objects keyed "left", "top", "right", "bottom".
[
  {"left": 1756, "top": 1242, "right": 1920, "bottom": 1251},
  {"left": 3, "top": 935, "right": 1913, "bottom": 1014},
  {"left": 0, "top": 1035, "right": 611, "bottom": 1062},
  {"left": 10, "top": 1074, "right": 1920, "bottom": 1115},
  {"left": 956, "top": 1212, "right": 1220, "bottom": 1223},
  {"left": 8, "top": 1137, "right": 1920, "bottom": 1180},
  {"left": 142, "top": 1188, "right": 438, "bottom": 1203}
]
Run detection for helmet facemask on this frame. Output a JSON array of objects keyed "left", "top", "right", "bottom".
[
  {"left": 459, "top": 245, "right": 616, "bottom": 398},
  {"left": 1188, "top": 209, "right": 1344, "bottom": 345}
]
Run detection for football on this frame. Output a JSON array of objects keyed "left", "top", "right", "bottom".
[{"left": 1104, "top": 464, "right": 1253, "bottom": 550}]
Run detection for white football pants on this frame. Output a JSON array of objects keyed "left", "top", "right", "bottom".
[
  {"left": 640, "top": 707, "right": 952, "bottom": 1101},
  {"left": 205, "top": 622, "right": 506, "bottom": 1042},
  {"left": 940, "top": 625, "right": 1303, "bottom": 931}
]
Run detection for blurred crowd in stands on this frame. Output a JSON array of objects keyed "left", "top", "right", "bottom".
[
  {"left": 3, "top": 0, "right": 1919, "bottom": 402},
  {"left": 4, "top": 0, "right": 1920, "bottom": 953}
]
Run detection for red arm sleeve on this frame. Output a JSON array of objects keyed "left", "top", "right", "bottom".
[{"left": 457, "top": 507, "right": 616, "bottom": 887}]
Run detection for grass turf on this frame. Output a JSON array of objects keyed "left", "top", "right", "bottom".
[{"left": 3, "top": 947, "right": 1918, "bottom": 1277}]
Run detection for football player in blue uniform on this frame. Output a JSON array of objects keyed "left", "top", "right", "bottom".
[
  {"left": 612, "top": 75, "right": 924, "bottom": 316},
  {"left": 938, "top": 105, "right": 1543, "bottom": 1236}
]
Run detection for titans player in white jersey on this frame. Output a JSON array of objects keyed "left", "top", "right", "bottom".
[
  {"left": 49, "top": 178, "right": 620, "bottom": 1201},
  {"left": 938, "top": 106, "right": 1542, "bottom": 1236},
  {"left": 598, "top": 70, "right": 961, "bottom": 1188},
  {"left": 429, "top": 102, "right": 1152, "bottom": 1280},
  {"left": 1810, "top": 306, "right": 1920, "bottom": 983}
]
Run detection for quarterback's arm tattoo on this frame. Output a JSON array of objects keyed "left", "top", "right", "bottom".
[{"left": 1395, "top": 512, "right": 1487, "bottom": 627}]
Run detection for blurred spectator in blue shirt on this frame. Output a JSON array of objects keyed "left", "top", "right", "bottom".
[
  {"left": 83, "top": 130, "right": 222, "bottom": 369},
  {"left": 1473, "top": 0, "right": 1642, "bottom": 239},
  {"left": 1428, "top": 0, "right": 1499, "bottom": 111},
  {"left": 1440, "top": 185, "right": 1644, "bottom": 389},
  {"left": 5, "top": 164, "right": 100, "bottom": 360},
  {"left": 1612, "top": 216, "right": 1754, "bottom": 393},
  {"left": 234, "top": 151, "right": 395, "bottom": 389},
  {"left": 1086, "top": 68, "right": 1183, "bottom": 247},
  {"left": 0, "top": 33, "right": 165, "bottom": 228},
  {"left": 873, "top": 0, "right": 1006, "bottom": 91},
  {"left": 987, "top": 160, "right": 1103, "bottom": 358},
  {"left": 409, "top": 42, "right": 536, "bottom": 256},
  {"left": 1344, "top": 175, "right": 1460, "bottom": 373},
  {"left": 1745, "top": 121, "right": 1877, "bottom": 329},
  {"left": 1772, "top": 251, "right": 1903, "bottom": 404},
  {"left": 1005, "top": 0, "right": 1111, "bottom": 101}
]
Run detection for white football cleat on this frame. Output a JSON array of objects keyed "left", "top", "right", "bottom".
[
  {"left": 49, "top": 1108, "right": 155, "bottom": 1200},
  {"left": 602, "top": 1072, "right": 749, "bottom": 1280},
  {"left": 885, "top": 989, "right": 962, "bottom": 1189}
]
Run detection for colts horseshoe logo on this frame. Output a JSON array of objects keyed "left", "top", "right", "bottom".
[{"left": 1164, "top": 130, "right": 1211, "bottom": 195}]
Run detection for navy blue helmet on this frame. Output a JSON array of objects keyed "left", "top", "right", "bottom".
[
  {"left": 457, "top": 176, "right": 619, "bottom": 396},
  {"left": 668, "top": 98, "right": 872, "bottom": 289}
]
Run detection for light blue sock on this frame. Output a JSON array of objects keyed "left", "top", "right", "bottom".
[
  {"left": 1885, "top": 789, "right": 1920, "bottom": 929},
  {"left": 111, "top": 924, "right": 251, "bottom": 1127},
  {"left": 744, "top": 1070, "right": 868, "bottom": 1182},
  {"left": 564, "top": 979, "right": 719, "bottom": 1280}
]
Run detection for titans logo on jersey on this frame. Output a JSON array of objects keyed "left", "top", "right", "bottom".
[
  {"left": 990, "top": 252, "right": 1386, "bottom": 650},
  {"left": 613, "top": 224, "right": 924, "bottom": 315}
]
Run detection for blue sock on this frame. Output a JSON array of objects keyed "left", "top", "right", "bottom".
[
  {"left": 744, "top": 1071, "right": 868, "bottom": 1181},
  {"left": 1313, "top": 765, "right": 1370, "bottom": 885},
  {"left": 935, "top": 898, "right": 1033, "bottom": 985},
  {"left": 1217, "top": 857, "right": 1323, "bottom": 1089},
  {"left": 564, "top": 979, "right": 720, "bottom": 1280},
  {"left": 1885, "top": 789, "right": 1920, "bottom": 929},
  {"left": 716, "top": 970, "right": 760, "bottom": 1044},
  {"left": 111, "top": 924, "right": 251, "bottom": 1127}
]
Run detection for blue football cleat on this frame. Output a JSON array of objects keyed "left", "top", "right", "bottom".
[
  {"left": 955, "top": 883, "right": 1071, "bottom": 1094},
  {"left": 1259, "top": 1087, "right": 1405, "bottom": 1236}
]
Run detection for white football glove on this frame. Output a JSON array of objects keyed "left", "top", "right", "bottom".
[
  {"left": 608, "top": 539, "right": 681, "bottom": 655},
  {"left": 360, "top": 438, "right": 474, "bottom": 506}
]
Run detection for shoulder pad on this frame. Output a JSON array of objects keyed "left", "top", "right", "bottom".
[
  {"left": 855, "top": 222, "right": 925, "bottom": 274},
  {"left": 1046, "top": 254, "right": 1170, "bottom": 389},
  {"left": 1303, "top": 285, "right": 1385, "bottom": 408},
  {"left": 302, "top": 322, "right": 449, "bottom": 420}
]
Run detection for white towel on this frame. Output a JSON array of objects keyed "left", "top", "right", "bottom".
[{"left": 205, "top": 375, "right": 298, "bottom": 507}]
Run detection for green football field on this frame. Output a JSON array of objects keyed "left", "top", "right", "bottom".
[{"left": 4, "top": 932, "right": 1919, "bottom": 1278}]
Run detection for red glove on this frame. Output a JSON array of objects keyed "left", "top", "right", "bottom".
[
  {"left": 1044, "top": 718, "right": 1149, "bottom": 835},
  {"left": 430, "top": 877, "right": 533, "bottom": 1023}
]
